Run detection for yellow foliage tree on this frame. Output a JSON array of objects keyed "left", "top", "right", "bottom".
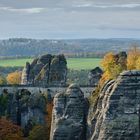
[
  {"left": 0, "top": 75, "right": 6, "bottom": 85},
  {"left": 127, "top": 45, "right": 140, "bottom": 70},
  {"left": 100, "top": 52, "right": 125, "bottom": 85},
  {"left": 136, "top": 57, "right": 140, "bottom": 69},
  {"left": 7, "top": 71, "right": 22, "bottom": 85}
]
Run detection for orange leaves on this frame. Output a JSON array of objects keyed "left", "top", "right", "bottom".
[
  {"left": 45, "top": 102, "right": 53, "bottom": 140},
  {"left": 0, "top": 118, "right": 23, "bottom": 140},
  {"left": 6, "top": 71, "right": 22, "bottom": 85}
]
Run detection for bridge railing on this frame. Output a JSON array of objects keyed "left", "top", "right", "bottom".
[{"left": 0, "top": 84, "right": 96, "bottom": 88}]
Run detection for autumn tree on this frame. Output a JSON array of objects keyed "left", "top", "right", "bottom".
[
  {"left": 0, "top": 75, "right": 6, "bottom": 85},
  {"left": 127, "top": 45, "right": 140, "bottom": 70},
  {"left": 100, "top": 52, "right": 127, "bottom": 85},
  {"left": 0, "top": 118, "right": 23, "bottom": 140},
  {"left": 6, "top": 71, "right": 22, "bottom": 85},
  {"left": 136, "top": 57, "right": 140, "bottom": 69},
  {"left": 45, "top": 100, "right": 53, "bottom": 140},
  {"left": 28, "top": 102, "right": 53, "bottom": 140}
]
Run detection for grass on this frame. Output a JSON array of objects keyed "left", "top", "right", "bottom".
[
  {"left": 0, "top": 58, "right": 102, "bottom": 70},
  {"left": 67, "top": 58, "right": 102, "bottom": 70}
]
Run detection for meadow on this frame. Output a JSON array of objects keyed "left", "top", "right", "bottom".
[{"left": 0, "top": 58, "right": 102, "bottom": 70}]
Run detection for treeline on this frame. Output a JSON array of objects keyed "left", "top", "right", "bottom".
[
  {"left": 0, "top": 38, "right": 140, "bottom": 57},
  {"left": 0, "top": 53, "right": 104, "bottom": 60},
  {"left": 0, "top": 56, "right": 34, "bottom": 60},
  {"left": 65, "top": 52, "right": 105, "bottom": 58}
]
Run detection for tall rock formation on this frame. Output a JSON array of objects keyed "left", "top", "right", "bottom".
[
  {"left": 88, "top": 67, "right": 103, "bottom": 86},
  {"left": 88, "top": 70, "right": 140, "bottom": 140},
  {"left": 0, "top": 88, "right": 51, "bottom": 136},
  {"left": 115, "top": 51, "right": 127, "bottom": 70},
  {"left": 21, "top": 62, "right": 30, "bottom": 84},
  {"left": 21, "top": 54, "right": 67, "bottom": 86},
  {"left": 50, "top": 84, "right": 88, "bottom": 140}
]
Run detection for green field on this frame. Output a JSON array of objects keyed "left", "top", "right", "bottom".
[{"left": 0, "top": 58, "right": 102, "bottom": 70}]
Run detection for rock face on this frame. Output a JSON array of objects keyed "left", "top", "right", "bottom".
[
  {"left": 50, "top": 84, "right": 88, "bottom": 140},
  {"left": 21, "top": 54, "right": 67, "bottom": 86},
  {"left": 88, "top": 67, "right": 103, "bottom": 86},
  {"left": 0, "top": 88, "right": 50, "bottom": 135},
  {"left": 88, "top": 70, "right": 140, "bottom": 140},
  {"left": 115, "top": 51, "right": 127, "bottom": 70},
  {"left": 21, "top": 62, "right": 30, "bottom": 84},
  {"left": 1, "top": 69, "right": 140, "bottom": 140}
]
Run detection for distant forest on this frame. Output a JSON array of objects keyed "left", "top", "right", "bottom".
[{"left": 0, "top": 38, "right": 140, "bottom": 58}]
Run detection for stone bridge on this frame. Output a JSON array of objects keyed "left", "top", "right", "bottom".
[{"left": 0, "top": 86, "right": 94, "bottom": 98}]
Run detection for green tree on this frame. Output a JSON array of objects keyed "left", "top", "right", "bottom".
[
  {"left": 28, "top": 125, "right": 49, "bottom": 140},
  {"left": 0, "top": 75, "right": 6, "bottom": 85}
]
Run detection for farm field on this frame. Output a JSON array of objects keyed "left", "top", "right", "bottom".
[{"left": 0, "top": 58, "right": 102, "bottom": 70}]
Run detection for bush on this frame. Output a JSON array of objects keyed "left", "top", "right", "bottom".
[
  {"left": 0, "top": 118, "right": 23, "bottom": 140},
  {"left": 28, "top": 125, "right": 49, "bottom": 140}
]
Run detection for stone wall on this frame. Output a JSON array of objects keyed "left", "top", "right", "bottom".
[{"left": 0, "top": 86, "right": 94, "bottom": 98}]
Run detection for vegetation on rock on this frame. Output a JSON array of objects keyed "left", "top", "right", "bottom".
[
  {"left": 28, "top": 125, "right": 49, "bottom": 140},
  {"left": 127, "top": 45, "right": 140, "bottom": 70}
]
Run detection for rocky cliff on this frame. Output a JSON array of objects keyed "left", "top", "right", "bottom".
[
  {"left": 50, "top": 70, "right": 140, "bottom": 140},
  {"left": 21, "top": 54, "right": 67, "bottom": 86},
  {"left": 1, "top": 70, "right": 140, "bottom": 139},
  {"left": 0, "top": 88, "right": 52, "bottom": 136},
  {"left": 50, "top": 84, "right": 89, "bottom": 140},
  {"left": 88, "top": 70, "right": 140, "bottom": 140}
]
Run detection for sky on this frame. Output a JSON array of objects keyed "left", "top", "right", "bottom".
[{"left": 0, "top": 0, "right": 140, "bottom": 39}]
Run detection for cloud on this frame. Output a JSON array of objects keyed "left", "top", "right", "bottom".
[
  {"left": 74, "top": 3, "right": 140, "bottom": 9},
  {"left": 0, "top": 6, "right": 45, "bottom": 14},
  {"left": 0, "top": 0, "right": 140, "bottom": 39}
]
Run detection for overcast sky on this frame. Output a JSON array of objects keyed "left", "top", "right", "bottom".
[{"left": 0, "top": 0, "right": 140, "bottom": 39}]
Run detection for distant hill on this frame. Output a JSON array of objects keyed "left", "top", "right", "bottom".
[{"left": 0, "top": 38, "right": 140, "bottom": 58}]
